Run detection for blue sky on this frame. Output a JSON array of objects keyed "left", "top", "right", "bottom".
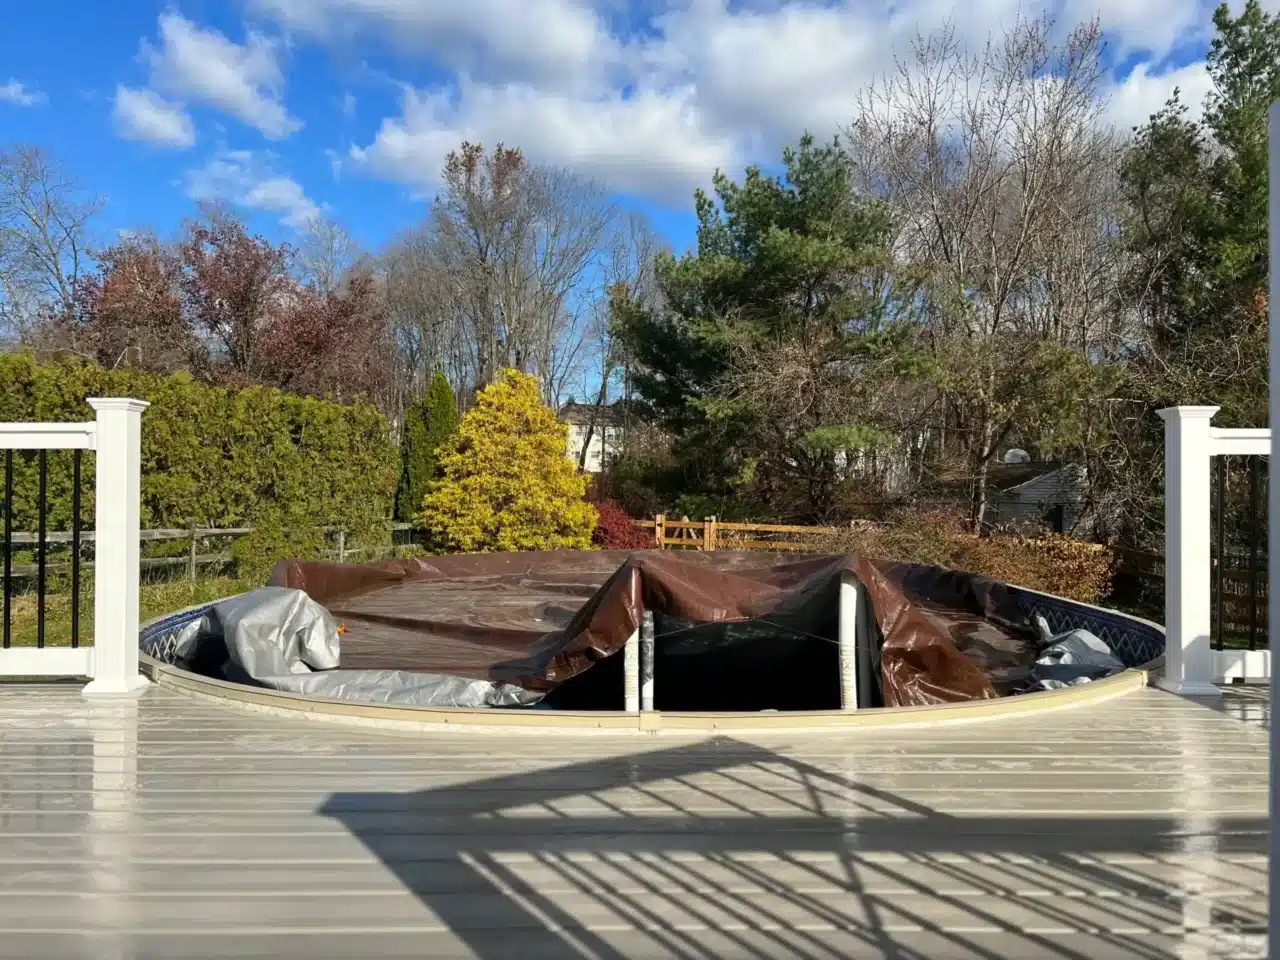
[{"left": 0, "top": 1, "right": 1229, "bottom": 261}]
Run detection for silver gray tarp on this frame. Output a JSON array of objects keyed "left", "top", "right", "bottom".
[
  {"left": 141, "top": 587, "right": 543, "bottom": 708},
  {"left": 1026, "top": 615, "right": 1126, "bottom": 691}
]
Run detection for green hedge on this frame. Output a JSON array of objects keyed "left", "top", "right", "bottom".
[{"left": 0, "top": 354, "right": 397, "bottom": 576}]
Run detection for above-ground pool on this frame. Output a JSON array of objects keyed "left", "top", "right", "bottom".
[{"left": 140, "top": 549, "right": 1165, "bottom": 715}]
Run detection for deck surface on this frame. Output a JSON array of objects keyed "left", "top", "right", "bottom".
[{"left": 0, "top": 682, "right": 1268, "bottom": 959}]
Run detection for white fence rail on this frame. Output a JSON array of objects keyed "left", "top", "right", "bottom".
[
  {"left": 1158, "top": 406, "right": 1270, "bottom": 694},
  {"left": 0, "top": 399, "right": 150, "bottom": 696}
]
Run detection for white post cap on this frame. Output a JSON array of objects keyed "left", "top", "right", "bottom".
[
  {"left": 1156, "top": 406, "right": 1220, "bottom": 421},
  {"left": 87, "top": 398, "right": 151, "bottom": 413}
]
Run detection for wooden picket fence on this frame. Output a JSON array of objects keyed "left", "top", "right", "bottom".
[{"left": 630, "top": 515, "right": 871, "bottom": 552}]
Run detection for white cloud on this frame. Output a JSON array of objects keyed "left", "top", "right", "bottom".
[
  {"left": 255, "top": 0, "right": 1228, "bottom": 203},
  {"left": 0, "top": 79, "right": 46, "bottom": 107},
  {"left": 251, "top": 0, "right": 616, "bottom": 90},
  {"left": 324, "top": 147, "right": 344, "bottom": 180},
  {"left": 142, "top": 12, "right": 301, "bottom": 139},
  {"left": 341, "top": 91, "right": 357, "bottom": 118},
  {"left": 1060, "top": 0, "right": 1207, "bottom": 63},
  {"left": 351, "top": 79, "right": 738, "bottom": 202},
  {"left": 185, "top": 150, "right": 319, "bottom": 228},
  {"left": 243, "top": 177, "right": 321, "bottom": 226},
  {"left": 1105, "top": 60, "right": 1215, "bottom": 134},
  {"left": 112, "top": 86, "right": 196, "bottom": 148},
  {"left": 637, "top": 2, "right": 900, "bottom": 148}
]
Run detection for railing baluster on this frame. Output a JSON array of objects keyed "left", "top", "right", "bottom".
[
  {"left": 72, "top": 449, "right": 81, "bottom": 649},
  {"left": 37, "top": 449, "right": 47, "bottom": 649},
  {"left": 2, "top": 449, "right": 10, "bottom": 650},
  {"left": 1248, "top": 456, "right": 1260, "bottom": 651},
  {"left": 1214, "top": 456, "right": 1226, "bottom": 651},
  {"left": 1259, "top": 455, "right": 1269, "bottom": 655}
]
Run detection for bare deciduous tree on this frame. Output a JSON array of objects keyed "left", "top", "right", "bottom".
[
  {"left": 296, "top": 215, "right": 360, "bottom": 295},
  {"left": 849, "top": 15, "right": 1125, "bottom": 529},
  {"left": 382, "top": 223, "right": 470, "bottom": 406},
  {"left": 378, "top": 142, "right": 624, "bottom": 424},
  {"left": 0, "top": 144, "right": 103, "bottom": 342},
  {"left": 431, "top": 142, "right": 615, "bottom": 397},
  {"left": 573, "top": 212, "right": 662, "bottom": 470}
]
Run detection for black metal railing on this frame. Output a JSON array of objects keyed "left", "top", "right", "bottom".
[
  {"left": 2, "top": 450, "right": 9, "bottom": 650},
  {"left": 1, "top": 448, "right": 86, "bottom": 651},
  {"left": 1211, "top": 454, "right": 1269, "bottom": 651}
]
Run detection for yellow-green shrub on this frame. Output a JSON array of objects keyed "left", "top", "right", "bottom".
[{"left": 419, "top": 369, "right": 596, "bottom": 552}]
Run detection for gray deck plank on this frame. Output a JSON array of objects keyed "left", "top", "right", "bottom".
[{"left": 0, "top": 682, "right": 1266, "bottom": 959}]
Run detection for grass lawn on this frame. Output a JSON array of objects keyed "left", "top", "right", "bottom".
[{"left": 3, "top": 576, "right": 252, "bottom": 647}]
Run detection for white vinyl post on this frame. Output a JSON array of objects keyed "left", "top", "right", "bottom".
[
  {"left": 624, "top": 627, "right": 640, "bottom": 713},
  {"left": 639, "top": 611, "right": 655, "bottom": 712},
  {"left": 1156, "top": 406, "right": 1222, "bottom": 698},
  {"left": 838, "top": 570, "right": 859, "bottom": 710},
  {"left": 1267, "top": 98, "right": 1280, "bottom": 948},
  {"left": 621, "top": 615, "right": 656, "bottom": 713},
  {"left": 82, "top": 398, "right": 151, "bottom": 697}
]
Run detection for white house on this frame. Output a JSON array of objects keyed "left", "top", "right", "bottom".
[{"left": 560, "top": 402, "right": 624, "bottom": 473}]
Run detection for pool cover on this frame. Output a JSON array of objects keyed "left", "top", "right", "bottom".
[{"left": 262, "top": 550, "right": 1047, "bottom": 710}]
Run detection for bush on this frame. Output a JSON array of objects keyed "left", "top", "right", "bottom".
[
  {"left": 591, "top": 500, "right": 653, "bottom": 550},
  {"left": 230, "top": 512, "right": 331, "bottom": 584},
  {"left": 817, "top": 506, "right": 970, "bottom": 568},
  {"left": 955, "top": 534, "right": 1114, "bottom": 605},
  {"left": 817, "top": 507, "right": 1114, "bottom": 604},
  {"left": 420, "top": 369, "right": 597, "bottom": 552},
  {"left": 394, "top": 372, "right": 458, "bottom": 522},
  {"left": 0, "top": 352, "right": 398, "bottom": 561},
  {"left": 592, "top": 457, "right": 666, "bottom": 519}
]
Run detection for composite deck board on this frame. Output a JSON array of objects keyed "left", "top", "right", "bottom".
[
  {"left": 0, "top": 931, "right": 1263, "bottom": 960},
  {"left": 0, "top": 682, "right": 1266, "bottom": 959}
]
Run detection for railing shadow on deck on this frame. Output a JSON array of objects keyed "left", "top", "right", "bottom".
[{"left": 318, "top": 738, "right": 1268, "bottom": 960}]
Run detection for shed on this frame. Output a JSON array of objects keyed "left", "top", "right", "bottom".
[{"left": 986, "top": 462, "right": 1089, "bottom": 534}]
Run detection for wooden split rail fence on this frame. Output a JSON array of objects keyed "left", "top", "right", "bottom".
[
  {"left": 631, "top": 515, "right": 872, "bottom": 552},
  {"left": 2, "top": 522, "right": 426, "bottom": 583}
]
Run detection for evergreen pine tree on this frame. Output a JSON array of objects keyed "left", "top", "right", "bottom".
[{"left": 394, "top": 372, "right": 459, "bottom": 522}]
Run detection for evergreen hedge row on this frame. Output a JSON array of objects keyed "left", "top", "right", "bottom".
[{"left": 0, "top": 354, "right": 397, "bottom": 577}]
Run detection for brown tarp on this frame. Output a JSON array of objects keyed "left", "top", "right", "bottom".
[{"left": 270, "top": 550, "right": 1039, "bottom": 709}]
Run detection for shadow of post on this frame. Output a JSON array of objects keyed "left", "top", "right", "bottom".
[{"left": 317, "top": 737, "right": 1268, "bottom": 960}]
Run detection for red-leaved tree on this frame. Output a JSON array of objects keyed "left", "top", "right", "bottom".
[
  {"left": 257, "top": 267, "right": 395, "bottom": 405},
  {"left": 47, "top": 234, "right": 190, "bottom": 372},
  {"left": 39, "top": 208, "right": 396, "bottom": 411},
  {"left": 179, "top": 210, "right": 294, "bottom": 384}
]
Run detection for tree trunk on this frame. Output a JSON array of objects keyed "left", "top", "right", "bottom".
[
  {"left": 577, "top": 372, "right": 611, "bottom": 472},
  {"left": 973, "top": 454, "right": 991, "bottom": 535},
  {"left": 971, "top": 414, "right": 997, "bottom": 535},
  {"left": 972, "top": 414, "right": 1013, "bottom": 535}
]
